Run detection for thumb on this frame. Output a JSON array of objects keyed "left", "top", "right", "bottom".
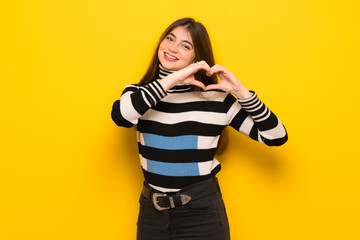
[
  {"left": 191, "top": 80, "right": 206, "bottom": 90},
  {"left": 205, "top": 83, "right": 221, "bottom": 91}
]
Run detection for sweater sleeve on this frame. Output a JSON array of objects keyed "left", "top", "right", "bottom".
[
  {"left": 111, "top": 80, "right": 167, "bottom": 128},
  {"left": 227, "top": 91, "right": 288, "bottom": 146}
]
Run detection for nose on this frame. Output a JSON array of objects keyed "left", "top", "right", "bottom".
[{"left": 169, "top": 45, "right": 178, "bottom": 53}]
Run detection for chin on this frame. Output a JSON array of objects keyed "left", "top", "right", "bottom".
[{"left": 160, "top": 62, "right": 181, "bottom": 71}]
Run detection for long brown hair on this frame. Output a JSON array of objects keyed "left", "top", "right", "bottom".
[{"left": 139, "top": 17, "right": 228, "bottom": 155}]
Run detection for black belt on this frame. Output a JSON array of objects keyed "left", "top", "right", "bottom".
[{"left": 142, "top": 178, "right": 220, "bottom": 211}]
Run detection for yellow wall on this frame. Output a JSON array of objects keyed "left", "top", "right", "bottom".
[{"left": 1, "top": 0, "right": 359, "bottom": 239}]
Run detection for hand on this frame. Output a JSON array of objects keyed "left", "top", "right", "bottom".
[
  {"left": 205, "top": 64, "right": 252, "bottom": 99},
  {"left": 173, "top": 60, "right": 212, "bottom": 89},
  {"left": 159, "top": 61, "right": 211, "bottom": 91}
]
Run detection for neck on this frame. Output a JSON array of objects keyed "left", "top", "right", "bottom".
[
  {"left": 157, "top": 63, "right": 193, "bottom": 93},
  {"left": 158, "top": 64, "right": 177, "bottom": 79}
]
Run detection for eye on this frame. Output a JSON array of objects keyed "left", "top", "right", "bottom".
[
  {"left": 183, "top": 45, "right": 191, "bottom": 50},
  {"left": 166, "top": 36, "right": 173, "bottom": 41}
]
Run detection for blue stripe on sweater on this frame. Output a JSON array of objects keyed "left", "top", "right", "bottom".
[
  {"left": 142, "top": 133, "right": 198, "bottom": 150},
  {"left": 146, "top": 159, "right": 200, "bottom": 176}
]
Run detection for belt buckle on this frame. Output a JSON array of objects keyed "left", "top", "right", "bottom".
[{"left": 152, "top": 193, "right": 170, "bottom": 211}]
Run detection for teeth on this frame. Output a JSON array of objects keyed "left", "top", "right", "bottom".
[{"left": 165, "top": 53, "right": 177, "bottom": 60}]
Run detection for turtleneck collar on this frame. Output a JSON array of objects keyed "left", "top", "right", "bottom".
[
  {"left": 157, "top": 63, "right": 193, "bottom": 93},
  {"left": 158, "top": 63, "right": 177, "bottom": 79}
]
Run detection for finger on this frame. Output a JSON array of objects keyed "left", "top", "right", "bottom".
[
  {"left": 211, "top": 64, "right": 220, "bottom": 69},
  {"left": 211, "top": 65, "right": 225, "bottom": 74},
  {"left": 183, "top": 61, "right": 212, "bottom": 79},
  {"left": 205, "top": 63, "right": 214, "bottom": 76},
  {"left": 208, "top": 64, "right": 222, "bottom": 75},
  {"left": 198, "top": 62, "right": 212, "bottom": 75},
  {"left": 194, "top": 62, "right": 212, "bottom": 76},
  {"left": 190, "top": 80, "right": 206, "bottom": 90},
  {"left": 192, "top": 60, "right": 210, "bottom": 70}
]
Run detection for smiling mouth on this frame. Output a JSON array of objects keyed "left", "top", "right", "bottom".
[{"left": 164, "top": 52, "right": 179, "bottom": 60}]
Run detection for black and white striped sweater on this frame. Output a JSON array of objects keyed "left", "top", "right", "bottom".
[{"left": 111, "top": 65, "right": 288, "bottom": 192}]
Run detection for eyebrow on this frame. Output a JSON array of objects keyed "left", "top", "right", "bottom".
[{"left": 168, "top": 33, "right": 193, "bottom": 48}]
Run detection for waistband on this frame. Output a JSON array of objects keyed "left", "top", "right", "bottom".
[{"left": 142, "top": 177, "right": 220, "bottom": 211}]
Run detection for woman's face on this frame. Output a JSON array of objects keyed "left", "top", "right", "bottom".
[{"left": 158, "top": 26, "right": 196, "bottom": 71}]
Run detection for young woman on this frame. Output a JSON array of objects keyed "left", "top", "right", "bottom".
[{"left": 111, "top": 17, "right": 288, "bottom": 240}]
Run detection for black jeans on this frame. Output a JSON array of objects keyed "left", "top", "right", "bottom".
[{"left": 136, "top": 177, "right": 230, "bottom": 240}]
